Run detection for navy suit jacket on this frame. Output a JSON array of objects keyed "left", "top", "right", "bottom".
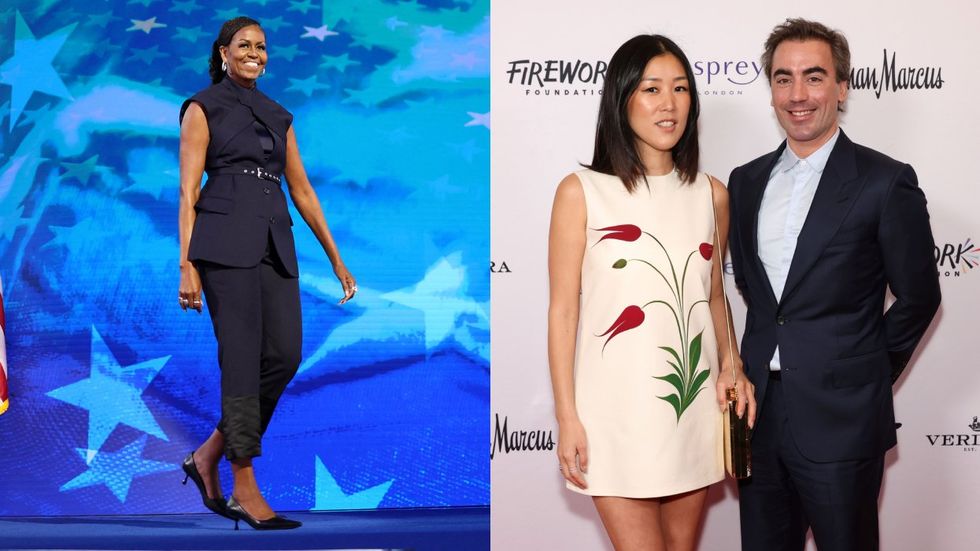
[
  {"left": 728, "top": 131, "right": 941, "bottom": 462},
  {"left": 180, "top": 77, "right": 298, "bottom": 276}
]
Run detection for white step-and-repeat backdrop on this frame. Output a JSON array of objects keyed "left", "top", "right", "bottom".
[{"left": 491, "top": 1, "right": 978, "bottom": 549}]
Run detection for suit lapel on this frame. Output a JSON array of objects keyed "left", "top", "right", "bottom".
[
  {"left": 745, "top": 144, "right": 784, "bottom": 307},
  {"left": 221, "top": 78, "right": 284, "bottom": 144},
  {"left": 244, "top": 93, "right": 285, "bottom": 143},
  {"left": 237, "top": 86, "right": 287, "bottom": 149},
  {"left": 779, "top": 131, "right": 861, "bottom": 303},
  {"left": 211, "top": 79, "right": 288, "bottom": 165}
]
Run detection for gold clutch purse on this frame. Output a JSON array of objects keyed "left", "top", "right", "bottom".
[
  {"left": 711, "top": 176, "right": 752, "bottom": 479},
  {"left": 723, "top": 387, "right": 752, "bottom": 479}
]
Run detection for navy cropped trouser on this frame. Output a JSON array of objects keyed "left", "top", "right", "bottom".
[{"left": 197, "top": 235, "right": 301, "bottom": 460}]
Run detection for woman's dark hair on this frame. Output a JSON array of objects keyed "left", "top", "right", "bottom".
[
  {"left": 587, "top": 35, "right": 700, "bottom": 191},
  {"left": 209, "top": 16, "right": 262, "bottom": 84}
]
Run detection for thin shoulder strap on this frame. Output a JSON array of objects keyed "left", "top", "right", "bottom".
[{"left": 706, "top": 173, "right": 737, "bottom": 386}]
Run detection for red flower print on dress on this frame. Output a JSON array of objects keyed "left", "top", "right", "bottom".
[
  {"left": 594, "top": 224, "right": 642, "bottom": 244},
  {"left": 699, "top": 242, "right": 713, "bottom": 261},
  {"left": 596, "top": 305, "right": 645, "bottom": 352},
  {"left": 593, "top": 224, "right": 717, "bottom": 421}
]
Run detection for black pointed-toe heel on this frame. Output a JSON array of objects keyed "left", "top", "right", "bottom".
[
  {"left": 226, "top": 495, "right": 302, "bottom": 530},
  {"left": 181, "top": 452, "right": 232, "bottom": 519}
]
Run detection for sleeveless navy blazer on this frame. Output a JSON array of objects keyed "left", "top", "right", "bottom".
[{"left": 180, "top": 77, "right": 298, "bottom": 276}]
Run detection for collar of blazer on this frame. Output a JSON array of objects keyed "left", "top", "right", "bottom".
[
  {"left": 745, "top": 130, "right": 865, "bottom": 306},
  {"left": 219, "top": 77, "right": 287, "bottom": 144}
]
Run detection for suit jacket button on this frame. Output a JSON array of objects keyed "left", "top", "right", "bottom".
[
  {"left": 263, "top": 187, "right": 270, "bottom": 195},
  {"left": 776, "top": 315, "right": 786, "bottom": 326},
  {"left": 270, "top": 216, "right": 276, "bottom": 224}
]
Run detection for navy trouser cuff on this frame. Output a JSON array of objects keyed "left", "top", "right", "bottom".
[{"left": 219, "top": 394, "right": 263, "bottom": 460}]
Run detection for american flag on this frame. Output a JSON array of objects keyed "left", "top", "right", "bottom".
[{"left": 0, "top": 275, "right": 7, "bottom": 415}]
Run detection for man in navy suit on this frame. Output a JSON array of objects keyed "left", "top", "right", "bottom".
[{"left": 728, "top": 19, "right": 941, "bottom": 551}]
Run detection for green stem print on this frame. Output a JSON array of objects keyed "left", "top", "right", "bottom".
[{"left": 592, "top": 224, "right": 715, "bottom": 421}]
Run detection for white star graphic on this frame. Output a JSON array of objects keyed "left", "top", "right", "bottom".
[
  {"left": 319, "top": 53, "right": 359, "bottom": 72},
  {"left": 59, "top": 154, "right": 106, "bottom": 185},
  {"left": 127, "top": 17, "right": 167, "bottom": 34},
  {"left": 301, "top": 25, "right": 339, "bottom": 42},
  {"left": 381, "top": 252, "right": 487, "bottom": 351},
  {"left": 285, "top": 74, "right": 330, "bottom": 97},
  {"left": 313, "top": 455, "right": 392, "bottom": 510},
  {"left": 262, "top": 15, "right": 287, "bottom": 32},
  {"left": 0, "top": 157, "right": 31, "bottom": 241},
  {"left": 62, "top": 435, "right": 175, "bottom": 502},
  {"left": 14, "top": 103, "right": 53, "bottom": 129},
  {"left": 0, "top": 11, "right": 76, "bottom": 130},
  {"left": 47, "top": 326, "right": 171, "bottom": 462},
  {"left": 464, "top": 111, "right": 489, "bottom": 129},
  {"left": 169, "top": 0, "right": 200, "bottom": 15},
  {"left": 294, "top": 278, "right": 424, "bottom": 376}
]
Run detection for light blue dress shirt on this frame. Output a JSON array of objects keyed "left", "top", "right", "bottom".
[{"left": 758, "top": 129, "right": 840, "bottom": 371}]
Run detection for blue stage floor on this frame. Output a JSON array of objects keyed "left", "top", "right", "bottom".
[{"left": 0, "top": 506, "right": 489, "bottom": 550}]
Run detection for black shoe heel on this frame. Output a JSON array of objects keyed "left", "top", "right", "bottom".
[
  {"left": 181, "top": 452, "right": 232, "bottom": 519},
  {"left": 226, "top": 496, "right": 302, "bottom": 530}
]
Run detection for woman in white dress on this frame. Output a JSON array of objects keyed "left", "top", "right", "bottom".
[{"left": 548, "top": 34, "right": 756, "bottom": 550}]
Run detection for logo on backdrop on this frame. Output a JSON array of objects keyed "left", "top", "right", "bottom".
[
  {"left": 503, "top": 56, "right": 763, "bottom": 98},
  {"left": 490, "top": 413, "right": 555, "bottom": 459},
  {"left": 691, "top": 59, "right": 764, "bottom": 97},
  {"left": 935, "top": 238, "right": 978, "bottom": 277},
  {"left": 491, "top": 260, "right": 512, "bottom": 274},
  {"left": 925, "top": 416, "right": 979, "bottom": 453},
  {"left": 849, "top": 49, "right": 944, "bottom": 98},
  {"left": 504, "top": 59, "right": 606, "bottom": 97}
]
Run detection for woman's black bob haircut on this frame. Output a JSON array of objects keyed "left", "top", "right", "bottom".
[{"left": 586, "top": 34, "right": 700, "bottom": 191}]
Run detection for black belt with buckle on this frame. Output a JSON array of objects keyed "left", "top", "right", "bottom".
[{"left": 207, "top": 166, "right": 281, "bottom": 184}]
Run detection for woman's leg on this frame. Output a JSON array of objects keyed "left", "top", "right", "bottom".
[
  {"left": 256, "top": 252, "right": 301, "bottom": 436},
  {"left": 593, "top": 496, "right": 666, "bottom": 551},
  {"left": 198, "top": 260, "right": 264, "bottom": 460},
  {"left": 660, "top": 487, "right": 709, "bottom": 551},
  {"left": 193, "top": 429, "right": 225, "bottom": 499},
  {"left": 229, "top": 244, "right": 302, "bottom": 521},
  {"left": 198, "top": 260, "right": 275, "bottom": 519},
  {"left": 231, "top": 458, "right": 275, "bottom": 519},
  {"left": 592, "top": 487, "right": 710, "bottom": 551}
]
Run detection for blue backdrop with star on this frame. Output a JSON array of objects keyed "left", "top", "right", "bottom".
[{"left": 0, "top": 0, "right": 489, "bottom": 515}]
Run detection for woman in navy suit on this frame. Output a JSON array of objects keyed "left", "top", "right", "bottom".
[{"left": 177, "top": 16, "right": 356, "bottom": 530}]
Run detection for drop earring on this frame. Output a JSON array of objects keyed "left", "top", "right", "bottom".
[
  {"left": 261, "top": 67, "right": 266, "bottom": 76},
  {"left": 221, "top": 60, "right": 227, "bottom": 72}
]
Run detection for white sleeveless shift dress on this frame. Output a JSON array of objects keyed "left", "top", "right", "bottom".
[{"left": 568, "top": 169, "right": 724, "bottom": 498}]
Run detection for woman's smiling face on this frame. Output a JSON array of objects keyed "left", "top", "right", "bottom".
[{"left": 221, "top": 25, "right": 267, "bottom": 85}]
